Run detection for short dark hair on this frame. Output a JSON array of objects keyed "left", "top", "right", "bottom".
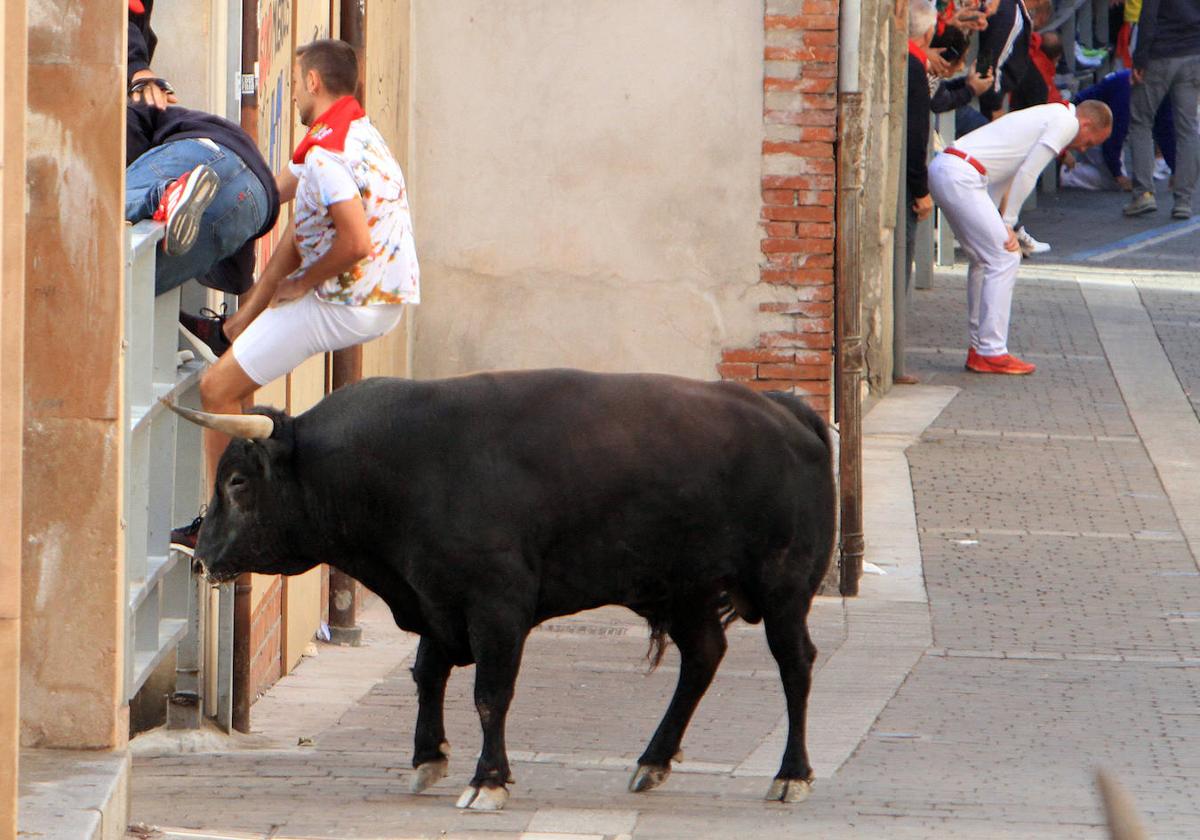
[
  {"left": 1040, "top": 31, "right": 1063, "bottom": 62},
  {"left": 296, "top": 39, "right": 358, "bottom": 97},
  {"left": 935, "top": 26, "right": 969, "bottom": 61}
]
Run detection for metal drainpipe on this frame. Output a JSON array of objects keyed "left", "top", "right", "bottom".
[
  {"left": 326, "top": 0, "right": 368, "bottom": 647},
  {"left": 835, "top": 0, "right": 865, "bottom": 596},
  {"left": 231, "top": 0, "right": 260, "bottom": 734}
]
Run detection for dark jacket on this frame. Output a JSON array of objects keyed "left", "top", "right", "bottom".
[
  {"left": 127, "top": 104, "right": 281, "bottom": 294},
  {"left": 1134, "top": 0, "right": 1200, "bottom": 66},
  {"left": 907, "top": 52, "right": 932, "bottom": 200},
  {"left": 977, "top": 0, "right": 1037, "bottom": 114},
  {"left": 128, "top": 0, "right": 157, "bottom": 85}
]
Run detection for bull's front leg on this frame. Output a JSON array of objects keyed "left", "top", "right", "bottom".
[
  {"left": 410, "top": 637, "right": 453, "bottom": 793},
  {"left": 455, "top": 615, "right": 530, "bottom": 811}
]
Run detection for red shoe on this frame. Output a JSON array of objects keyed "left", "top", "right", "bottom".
[
  {"left": 153, "top": 163, "right": 220, "bottom": 257},
  {"left": 965, "top": 349, "right": 1036, "bottom": 375}
]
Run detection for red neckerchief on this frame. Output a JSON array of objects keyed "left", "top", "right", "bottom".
[
  {"left": 129, "top": 0, "right": 146, "bottom": 13},
  {"left": 292, "top": 95, "right": 367, "bottom": 165},
  {"left": 908, "top": 40, "right": 929, "bottom": 69}
]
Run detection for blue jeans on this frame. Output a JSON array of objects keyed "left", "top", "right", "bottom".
[{"left": 126, "top": 139, "right": 269, "bottom": 295}]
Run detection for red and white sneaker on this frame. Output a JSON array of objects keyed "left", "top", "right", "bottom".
[
  {"left": 965, "top": 348, "right": 1036, "bottom": 375},
  {"left": 152, "top": 163, "right": 220, "bottom": 257}
]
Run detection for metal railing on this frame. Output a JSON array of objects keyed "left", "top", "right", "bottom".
[{"left": 123, "top": 220, "right": 234, "bottom": 731}]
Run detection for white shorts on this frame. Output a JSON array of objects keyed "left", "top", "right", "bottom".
[{"left": 231, "top": 293, "right": 404, "bottom": 386}]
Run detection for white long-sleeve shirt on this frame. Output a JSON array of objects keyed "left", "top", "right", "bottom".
[{"left": 955, "top": 103, "right": 1079, "bottom": 226}]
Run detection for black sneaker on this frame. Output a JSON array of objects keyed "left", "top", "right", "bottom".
[
  {"left": 180, "top": 306, "right": 231, "bottom": 358},
  {"left": 170, "top": 512, "right": 204, "bottom": 557}
]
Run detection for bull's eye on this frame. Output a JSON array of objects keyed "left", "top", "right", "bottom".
[{"left": 228, "top": 475, "right": 247, "bottom": 489}]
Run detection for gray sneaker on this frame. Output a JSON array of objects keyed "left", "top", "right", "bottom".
[
  {"left": 1124, "top": 192, "right": 1157, "bottom": 216},
  {"left": 1172, "top": 204, "right": 1192, "bottom": 220}
]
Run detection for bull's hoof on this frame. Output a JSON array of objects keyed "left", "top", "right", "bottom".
[
  {"left": 410, "top": 758, "right": 449, "bottom": 794},
  {"left": 766, "top": 776, "right": 813, "bottom": 803},
  {"left": 628, "top": 764, "right": 671, "bottom": 793},
  {"left": 455, "top": 784, "right": 509, "bottom": 811}
]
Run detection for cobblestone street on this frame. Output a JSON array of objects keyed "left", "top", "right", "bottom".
[{"left": 128, "top": 194, "right": 1200, "bottom": 839}]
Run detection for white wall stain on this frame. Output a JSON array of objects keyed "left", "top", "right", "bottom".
[
  {"left": 29, "top": 522, "right": 67, "bottom": 614},
  {"left": 26, "top": 111, "right": 103, "bottom": 290}
]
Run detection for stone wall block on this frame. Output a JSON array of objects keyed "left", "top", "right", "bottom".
[
  {"left": 25, "top": 63, "right": 125, "bottom": 421},
  {"left": 21, "top": 417, "right": 125, "bottom": 748},
  {"left": 27, "top": 1, "right": 124, "bottom": 66}
]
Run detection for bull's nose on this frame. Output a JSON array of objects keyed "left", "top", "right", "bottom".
[{"left": 192, "top": 554, "right": 227, "bottom": 584}]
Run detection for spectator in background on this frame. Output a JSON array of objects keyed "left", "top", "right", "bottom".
[
  {"left": 1061, "top": 69, "right": 1176, "bottom": 192},
  {"left": 930, "top": 26, "right": 994, "bottom": 138},
  {"left": 899, "top": 0, "right": 941, "bottom": 385},
  {"left": 978, "top": 0, "right": 1049, "bottom": 119},
  {"left": 1124, "top": 0, "right": 1200, "bottom": 219},
  {"left": 1115, "top": 0, "right": 1141, "bottom": 70},
  {"left": 1028, "top": 31, "right": 1067, "bottom": 106},
  {"left": 128, "top": 0, "right": 177, "bottom": 110}
]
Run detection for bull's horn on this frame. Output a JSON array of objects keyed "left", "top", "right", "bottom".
[
  {"left": 162, "top": 400, "right": 275, "bottom": 440},
  {"left": 1096, "top": 769, "right": 1149, "bottom": 840}
]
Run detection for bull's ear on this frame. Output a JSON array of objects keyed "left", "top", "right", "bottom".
[{"left": 247, "top": 412, "right": 295, "bottom": 472}]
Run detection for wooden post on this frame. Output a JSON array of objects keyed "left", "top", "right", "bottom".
[
  {"left": 231, "top": 0, "right": 261, "bottom": 734},
  {"left": 326, "top": 0, "right": 368, "bottom": 647}
]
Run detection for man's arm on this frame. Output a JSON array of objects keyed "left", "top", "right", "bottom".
[
  {"left": 276, "top": 167, "right": 299, "bottom": 204},
  {"left": 906, "top": 55, "right": 932, "bottom": 206},
  {"left": 128, "top": 14, "right": 174, "bottom": 108},
  {"left": 271, "top": 198, "right": 372, "bottom": 306},
  {"left": 128, "top": 21, "right": 151, "bottom": 83},
  {"left": 222, "top": 224, "right": 301, "bottom": 341},
  {"left": 1102, "top": 77, "right": 1131, "bottom": 180},
  {"left": 1002, "top": 140, "right": 1062, "bottom": 226},
  {"left": 931, "top": 77, "right": 971, "bottom": 114}
]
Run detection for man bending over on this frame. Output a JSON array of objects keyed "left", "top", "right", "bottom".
[{"left": 927, "top": 100, "right": 1112, "bottom": 375}]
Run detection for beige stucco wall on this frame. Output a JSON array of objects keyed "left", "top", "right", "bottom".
[
  {"left": 22, "top": 0, "right": 128, "bottom": 749},
  {"left": 408, "top": 1, "right": 781, "bottom": 379},
  {"left": 2, "top": 0, "right": 28, "bottom": 830},
  {"left": 858, "top": 0, "right": 904, "bottom": 395}
]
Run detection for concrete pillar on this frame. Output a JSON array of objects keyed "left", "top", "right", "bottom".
[
  {"left": 20, "top": 1, "right": 128, "bottom": 749},
  {"left": 1, "top": 0, "right": 28, "bottom": 831}
]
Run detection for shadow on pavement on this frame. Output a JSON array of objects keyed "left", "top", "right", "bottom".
[{"left": 1016, "top": 180, "right": 1200, "bottom": 273}]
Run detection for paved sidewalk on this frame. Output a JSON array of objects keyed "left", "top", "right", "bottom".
[{"left": 128, "top": 264, "right": 1200, "bottom": 838}]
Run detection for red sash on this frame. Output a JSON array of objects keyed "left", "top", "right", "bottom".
[
  {"left": 292, "top": 96, "right": 367, "bottom": 165},
  {"left": 908, "top": 40, "right": 929, "bottom": 69}
]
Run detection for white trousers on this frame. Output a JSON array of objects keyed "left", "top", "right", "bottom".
[
  {"left": 232, "top": 293, "right": 405, "bottom": 386},
  {"left": 927, "top": 153, "right": 1022, "bottom": 356}
]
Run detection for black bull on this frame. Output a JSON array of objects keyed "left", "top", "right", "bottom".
[{"left": 181, "top": 369, "right": 836, "bottom": 810}]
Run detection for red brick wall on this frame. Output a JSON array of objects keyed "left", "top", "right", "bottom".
[
  {"left": 718, "top": 1, "right": 839, "bottom": 419},
  {"left": 249, "top": 576, "right": 283, "bottom": 700}
]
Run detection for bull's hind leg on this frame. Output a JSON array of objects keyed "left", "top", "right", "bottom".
[
  {"left": 630, "top": 606, "right": 727, "bottom": 793},
  {"left": 761, "top": 590, "right": 818, "bottom": 803},
  {"left": 410, "top": 637, "right": 452, "bottom": 793}
]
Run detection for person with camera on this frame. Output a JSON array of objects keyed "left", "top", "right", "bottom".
[{"left": 929, "top": 25, "right": 995, "bottom": 138}]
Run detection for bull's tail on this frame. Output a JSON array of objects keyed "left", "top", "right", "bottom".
[{"left": 763, "top": 391, "right": 837, "bottom": 584}]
